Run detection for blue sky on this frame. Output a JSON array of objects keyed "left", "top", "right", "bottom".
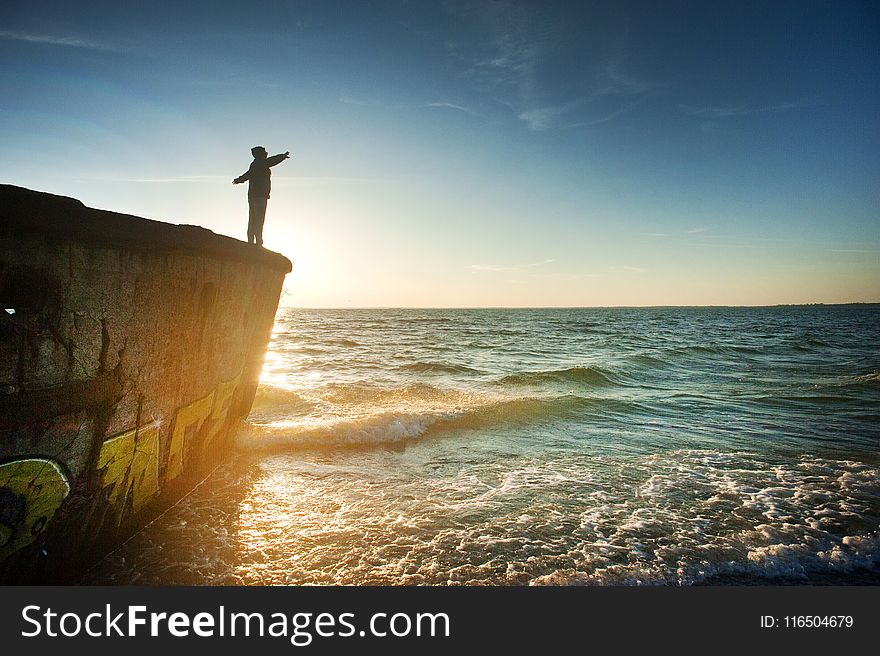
[{"left": 1, "top": 1, "right": 877, "bottom": 306}]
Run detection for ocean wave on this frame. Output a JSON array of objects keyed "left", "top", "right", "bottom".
[
  {"left": 275, "top": 335, "right": 361, "bottom": 347},
  {"left": 240, "top": 412, "right": 436, "bottom": 449},
  {"left": 278, "top": 345, "right": 328, "bottom": 356},
  {"left": 497, "top": 366, "right": 619, "bottom": 388},
  {"left": 666, "top": 344, "right": 765, "bottom": 357},
  {"left": 396, "top": 316, "right": 455, "bottom": 324},
  {"left": 397, "top": 361, "right": 483, "bottom": 375},
  {"left": 318, "top": 381, "right": 470, "bottom": 406},
  {"left": 791, "top": 334, "right": 834, "bottom": 348},
  {"left": 627, "top": 354, "right": 669, "bottom": 368},
  {"left": 238, "top": 394, "right": 633, "bottom": 451},
  {"left": 324, "top": 338, "right": 361, "bottom": 347},
  {"left": 250, "top": 386, "right": 315, "bottom": 413},
  {"left": 488, "top": 328, "right": 527, "bottom": 337},
  {"left": 751, "top": 393, "right": 863, "bottom": 407},
  {"left": 252, "top": 381, "right": 489, "bottom": 417}
]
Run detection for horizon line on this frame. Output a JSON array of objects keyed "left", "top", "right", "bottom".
[{"left": 278, "top": 301, "right": 880, "bottom": 310}]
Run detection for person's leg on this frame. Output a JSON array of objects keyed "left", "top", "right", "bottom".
[
  {"left": 254, "top": 197, "right": 268, "bottom": 246},
  {"left": 247, "top": 199, "right": 256, "bottom": 244}
]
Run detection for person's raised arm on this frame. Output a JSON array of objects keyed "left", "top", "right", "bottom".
[
  {"left": 232, "top": 170, "right": 251, "bottom": 184},
  {"left": 266, "top": 151, "right": 291, "bottom": 167}
]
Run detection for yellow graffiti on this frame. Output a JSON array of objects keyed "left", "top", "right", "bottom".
[
  {"left": 0, "top": 459, "right": 70, "bottom": 560},
  {"left": 166, "top": 391, "right": 214, "bottom": 480},
  {"left": 201, "top": 374, "right": 241, "bottom": 461},
  {"left": 97, "top": 424, "right": 160, "bottom": 524}
]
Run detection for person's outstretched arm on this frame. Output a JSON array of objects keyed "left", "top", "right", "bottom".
[
  {"left": 266, "top": 151, "right": 291, "bottom": 167},
  {"left": 232, "top": 170, "right": 251, "bottom": 184}
]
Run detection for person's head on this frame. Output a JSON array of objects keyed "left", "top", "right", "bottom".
[{"left": 251, "top": 146, "right": 267, "bottom": 159}]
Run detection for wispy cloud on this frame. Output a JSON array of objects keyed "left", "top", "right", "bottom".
[
  {"left": 679, "top": 101, "right": 801, "bottom": 118},
  {"left": 424, "top": 101, "right": 484, "bottom": 118},
  {"left": 598, "top": 56, "right": 651, "bottom": 96},
  {"left": 339, "top": 94, "right": 482, "bottom": 118},
  {"left": 518, "top": 99, "right": 584, "bottom": 131},
  {"left": 569, "top": 96, "right": 649, "bottom": 129},
  {"left": 644, "top": 227, "right": 708, "bottom": 238},
  {"left": 449, "top": 4, "right": 650, "bottom": 132},
  {"left": 503, "top": 61, "right": 650, "bottom": 132},
  {"left": 0, "top": 29, "right": 117, "bottom": 51}
]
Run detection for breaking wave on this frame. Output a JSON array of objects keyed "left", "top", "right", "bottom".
[{"left": 239, "top": 393, "right": 641, "bottom": 451}]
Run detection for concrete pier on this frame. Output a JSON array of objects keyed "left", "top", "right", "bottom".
[{"left": 0, "top": 185, "right": 291, "bottom": 581}]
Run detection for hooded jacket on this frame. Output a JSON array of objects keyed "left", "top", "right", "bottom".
[{"left": 234, "top": 153, "right": 287, "bottom": 199}]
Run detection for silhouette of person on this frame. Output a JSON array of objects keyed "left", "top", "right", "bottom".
[{"left": 232, "top": 146, "right": 290, "bottom": 246}]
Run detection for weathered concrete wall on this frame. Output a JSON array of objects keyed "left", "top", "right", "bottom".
[{"left": 0, "top": 185, "right": 291, "bottom": 581}]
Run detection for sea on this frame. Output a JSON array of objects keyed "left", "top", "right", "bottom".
[{"left": 85, "top": 306, "right": 880, "bottom": 585}]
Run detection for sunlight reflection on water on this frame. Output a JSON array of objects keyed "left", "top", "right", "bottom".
[{"left": 85, "top": 307, "right": 880, "bottom": 585}]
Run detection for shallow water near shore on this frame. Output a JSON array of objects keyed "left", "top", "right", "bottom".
[{"left": 84, "top": 306, "right": 880, "bottom": 585}]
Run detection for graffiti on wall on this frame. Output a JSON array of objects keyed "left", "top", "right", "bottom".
[
  {"left": 0, "top": 373, "right": 243, "bottom": 563},
  {"left": 96, "top": 423, "right": 160, "bottom": 525},
  {"left": 0, "top": 458, "right": 70, "bottom": 560},
  {"left": 200, "top": 374, "right": 240, "bottom": 462},
  {"left": 167, "top": 372, "right": 241, "bottom": 481},
  {"left": 166, "top": 391, "right": 214, "bottom": 481}
]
